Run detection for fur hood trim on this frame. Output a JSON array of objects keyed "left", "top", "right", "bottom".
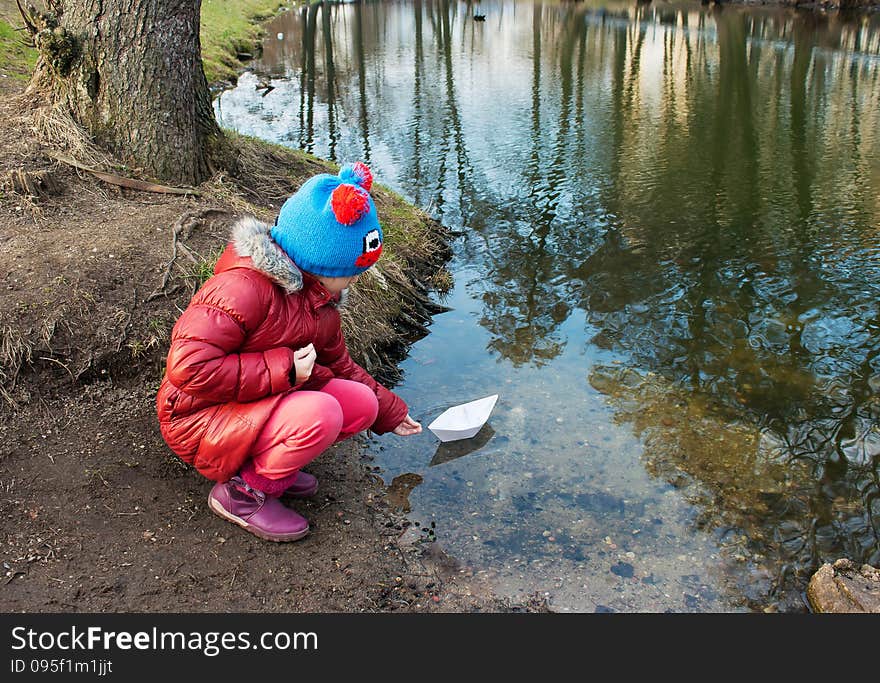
[{"left": 231, "top": 216, "right": 303, "bottom": 294}]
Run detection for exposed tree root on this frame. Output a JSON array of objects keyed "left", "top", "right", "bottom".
[{"left": 147, "top": 208, "right": 230, "bottom": 302}]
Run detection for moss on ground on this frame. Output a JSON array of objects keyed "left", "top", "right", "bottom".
[{"left": 0, "top": 19, "right": 37, "bottom": 81}]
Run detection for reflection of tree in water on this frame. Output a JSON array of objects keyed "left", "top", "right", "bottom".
[
  {"left": 406, "top": 0, "right": 426, "bottom": 206},
  {"left": 569, "top": 7, "right": 880, "bottom": 604},
  {"left": 476, "top": 4, "right": 598, "bottom": 366},
  {"left": 434, "top": 0, "right": 477, "bottom": 221},
  {"left": 321, "top": 0, "right": 340, "bottom": 160},
  {"left": 353, "top": 2, "right": 372, "bottom": 164},
  {"left": 300, "top": 3, "right": 318, "bottom": 152}
]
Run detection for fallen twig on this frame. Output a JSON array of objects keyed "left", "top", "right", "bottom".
[
  {"left": 0, "top": 384, "right": 20, "bottom": 411},
  {"left": 38, "top": 355, "right": 74, "bottom": 379},
  {"left": 47, "top": 152, "right": 202, "bottom": 196},
  {"left": 315, "top": 500, "right": 341, "bottom": 513}
]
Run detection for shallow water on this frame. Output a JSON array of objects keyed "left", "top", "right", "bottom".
[{"left": 215, "top": 0, "right": 880, "bottom": 611}]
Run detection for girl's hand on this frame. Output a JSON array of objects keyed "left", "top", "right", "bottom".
[
  {"left": 392, "top": 414, "right": 422, "bottom": 436},
  {"left": 292, "top": 343, "right": 317, "bottom": 385}
]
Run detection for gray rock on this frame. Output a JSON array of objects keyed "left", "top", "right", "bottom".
[{"left": 807, "top": 559, "right": 880, "bottom": 613}]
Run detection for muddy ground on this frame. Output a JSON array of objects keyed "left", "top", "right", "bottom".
[{"left": 0, "top": 73, "right": 545, "bottom": 614}]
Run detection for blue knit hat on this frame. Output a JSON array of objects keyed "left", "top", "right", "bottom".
[{"left": 271, "top": 162, "right": 383, "bottom": 278}]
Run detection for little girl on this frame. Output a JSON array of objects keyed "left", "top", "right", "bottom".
[{"left": 156, "top": 162, "right": 422, "bottom": 542}]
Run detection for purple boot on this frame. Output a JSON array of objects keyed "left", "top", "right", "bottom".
[
  {"left": 281, "top": 471, "right": 319, "bottom": 499},
  {"left": 208, "top": 477, "right": 309, "bottom": 542}
]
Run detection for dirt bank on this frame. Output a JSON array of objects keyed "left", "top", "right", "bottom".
[{"left": 0, "top": 65, "right": 547, "bottom": 613}]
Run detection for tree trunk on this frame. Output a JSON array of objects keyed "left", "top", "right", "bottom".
[{"left": 33, "top": 0, "right": 221, "bottom": 185}]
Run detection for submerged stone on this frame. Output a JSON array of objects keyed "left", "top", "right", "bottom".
[
  {"left": 807, "top": 559, "right": 880, "bottom": 613},
  {"left": 611, "top": 561, "right": 635, "bottom": 578}
]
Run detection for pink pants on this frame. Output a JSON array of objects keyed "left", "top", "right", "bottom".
[{"left": 241, "top": 379, "right": 378, "bottom": 493}]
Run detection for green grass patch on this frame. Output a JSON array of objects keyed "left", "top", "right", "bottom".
[
  {"left": 0, "top": 19, "right": 38, "bottom": 81},
  {"left": 0, "top": 2, "right": 285, "bottom": 85},
  {"left": 200, "top": 0, "right": 287, "bottom": 85}
]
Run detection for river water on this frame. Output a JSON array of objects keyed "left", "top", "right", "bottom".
[{"left": 215, "top": 0, "right": 880, "bottom": 612}]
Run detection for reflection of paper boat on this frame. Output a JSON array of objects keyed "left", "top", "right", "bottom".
[
  {"left": 427, "top": 394, "right": 499, "bottom": 442},
  {"left": 430, "top": 424, "right": 495, "bottom": 466}
]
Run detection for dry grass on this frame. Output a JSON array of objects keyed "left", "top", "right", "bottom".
[
  {"left": 0, "top": 324, "right": 32, "bottom": 387},
  {"left": 30, "top": 102, "right": 115, "bottom": 170}
]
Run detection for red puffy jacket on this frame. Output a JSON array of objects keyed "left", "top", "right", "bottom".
[{"left": 156, "top": 216, "right": 408, "bottom": 482}]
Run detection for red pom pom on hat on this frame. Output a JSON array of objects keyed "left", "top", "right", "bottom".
[
  {"left": 339, "top": 161, "right": 373, "bottom": 192},
  {"left": 351, "top": 162, "right": 372, "bottom": 191},
  {"left": 331, "top": 184, "right": 370, "bottom": 226}
]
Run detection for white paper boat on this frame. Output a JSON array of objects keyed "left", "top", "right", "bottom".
[{"left": 427, "top": 394, "right": 499, "bottom": 442}]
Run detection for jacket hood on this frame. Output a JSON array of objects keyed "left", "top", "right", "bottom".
[
  {"left": 224, "top": 216, "right": 348, "bottom": 306},
  {"left": 228, "top": 216, "right": 304, "bottom": 294}
]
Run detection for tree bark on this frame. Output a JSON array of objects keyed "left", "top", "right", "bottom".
[{"left": 33, "top": 0, "right": 221, "bottom": 185}]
